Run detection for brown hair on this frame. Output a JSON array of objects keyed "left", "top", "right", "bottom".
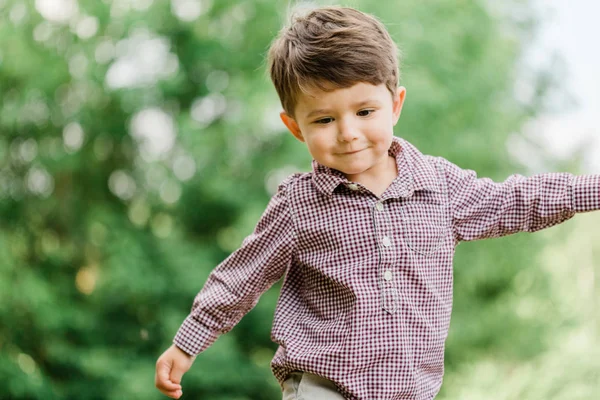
[{"left": 267, "top": 6, "right": 400, "bottom": 117}]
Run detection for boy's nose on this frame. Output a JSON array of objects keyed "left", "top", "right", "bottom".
[{"left": 337, "top": 119, "right": 359, "bottom": 142}]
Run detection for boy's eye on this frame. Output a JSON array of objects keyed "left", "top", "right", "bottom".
[
  {"left": 314, "top": 117, "right": 334, "bottom": 124},
  {"left": 357, "top": 109, "right": 374, "bottom": 117}
]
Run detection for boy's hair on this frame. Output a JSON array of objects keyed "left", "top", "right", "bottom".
[{"left": 268, "top": 6, "right": 400, "bottom": 117}]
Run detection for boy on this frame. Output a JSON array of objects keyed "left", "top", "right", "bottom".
[{"left": 155, "top": 6, "right": 600, "bottom": 400}]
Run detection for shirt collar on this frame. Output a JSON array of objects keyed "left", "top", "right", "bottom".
[
  {"left": 397, "top": 137, "right": 443, "bottom": 194},
  {"left": 311, "top": 136, "right": 442, "bottom": 198}
]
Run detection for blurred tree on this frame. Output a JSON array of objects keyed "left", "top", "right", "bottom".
[{"left": 0, "top": 0, "right": 595, "bottom": 399}]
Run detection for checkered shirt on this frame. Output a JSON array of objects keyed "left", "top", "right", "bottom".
[{"left": 174, "top": 136, "right": 600, "bottom": 399}]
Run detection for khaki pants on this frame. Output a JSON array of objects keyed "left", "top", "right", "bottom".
[{"left": 282, "top": 372, "right": 345, "bottom": 400}]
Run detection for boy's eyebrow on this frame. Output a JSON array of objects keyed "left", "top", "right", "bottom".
[{"left": 304, "top": 99, "right": 382, "bottom": 119}]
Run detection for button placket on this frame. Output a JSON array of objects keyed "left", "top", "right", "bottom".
[
  {"left": 381, "top": 263, "right": 397, "bottom": 314},
  {"left": 373, "top": 199, "right": 398, "bottom": 314},
  {"left": 381, "top": 287, "right": 399, "bottom": 314}
]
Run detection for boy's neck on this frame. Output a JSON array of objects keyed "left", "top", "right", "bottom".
[{"left": 346, "top": 155, "right": 398, "bottom": 198}]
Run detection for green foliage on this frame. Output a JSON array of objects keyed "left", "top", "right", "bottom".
[{"left": 0, "top": 0, "right": 597, "bottom": 399}]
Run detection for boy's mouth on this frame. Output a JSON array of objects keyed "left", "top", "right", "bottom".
[{"left": 339, "top": 149, "right": 364, "bottom": 155}]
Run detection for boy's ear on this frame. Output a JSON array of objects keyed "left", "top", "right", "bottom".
[
  {"left": 280, "top": 112, "right": 305, "bottom": 142},
  {"left": 392, "top": 86, "right": 407, "bottom": 126}
]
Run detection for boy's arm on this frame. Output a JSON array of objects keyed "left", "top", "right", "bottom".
[
  {"left": 173, "top": 176, "right": 297, "bottom": 356},
  {"left": 439, "top": 157, "right": 600, "bottom": 242}
]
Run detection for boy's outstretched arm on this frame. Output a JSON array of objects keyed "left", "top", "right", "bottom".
[
  {"left": 155, "top": 344, "right": 195, "bottom": 399},
  {"left": 439, "top": 157, "right": 600, "bottom": 241}
]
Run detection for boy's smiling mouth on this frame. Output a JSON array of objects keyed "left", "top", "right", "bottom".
[{"left": 338, "top": 148, "right": 365, "bottom": 155}]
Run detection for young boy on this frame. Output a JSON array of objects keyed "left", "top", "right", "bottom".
[{"left": 155, "top": 6, "right": 600, "bottom": 400}]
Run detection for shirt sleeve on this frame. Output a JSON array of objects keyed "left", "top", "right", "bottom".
[
  {"left": 173, "top": 176, "right": 297, "bottom": 355},
  {"left": 439, "top": 157, "right": 600, "bottom": 242}
]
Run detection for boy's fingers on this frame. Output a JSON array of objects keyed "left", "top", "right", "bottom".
[
  {"left": 155, "top": 360, "right": 182, "bottom": 391},
  {"left": 165, "top": 389, "right": 183, "bottom": 399},
  {"left": 158, "top": 387, "right": 182, "bottom": 399}
]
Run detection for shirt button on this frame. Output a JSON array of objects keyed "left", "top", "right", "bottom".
[
  {"left": 375, "top": 202, "right": 384, "bottom": 211},
  {"left": 382, "top": 236, "right": 392, "bottom": 247},
  {"left": 347, "top": 183, "right": 359, "bottom": 191},
  {"left": 383, "top": 270, "right": 393, "bottom": 281}
]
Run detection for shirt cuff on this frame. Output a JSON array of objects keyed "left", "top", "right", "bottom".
[
  {"left": 571, "top": 175, "right": 600, "bottom": 212},
  {"left": 173, "top": 315, "right": 220, "bottom": 356}
]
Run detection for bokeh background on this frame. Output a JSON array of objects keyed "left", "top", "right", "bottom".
[{"left": 0, "top": 0, "right": 598, "bottom": 399}]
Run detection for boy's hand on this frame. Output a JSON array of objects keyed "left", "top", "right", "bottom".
[{"left": 155, "top": 344, "right": 195, "bottom": 399}]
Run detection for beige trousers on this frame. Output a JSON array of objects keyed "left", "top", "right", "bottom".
[{"left": 282, "top": 372, "right": 345, "bottom": 400}]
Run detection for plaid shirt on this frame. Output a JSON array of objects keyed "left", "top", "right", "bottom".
[{"left": 174, "top": 136, "right": 600, "bottom": 399}]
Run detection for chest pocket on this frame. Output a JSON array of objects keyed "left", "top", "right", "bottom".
[{"left": 399, "top": 192, "right": 450, "bottom": 256}]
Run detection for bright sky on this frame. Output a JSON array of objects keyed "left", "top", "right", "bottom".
[{"left": 525, "top": 0, "right": 600, "bottom": 172}]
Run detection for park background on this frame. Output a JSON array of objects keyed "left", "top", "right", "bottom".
[{"left": 0, "top": 0, "right": 598, "bottom": 399}]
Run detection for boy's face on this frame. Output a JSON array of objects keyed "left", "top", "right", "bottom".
[{"left": 280, "top": 82, "right": 406, "bottom": 182}]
